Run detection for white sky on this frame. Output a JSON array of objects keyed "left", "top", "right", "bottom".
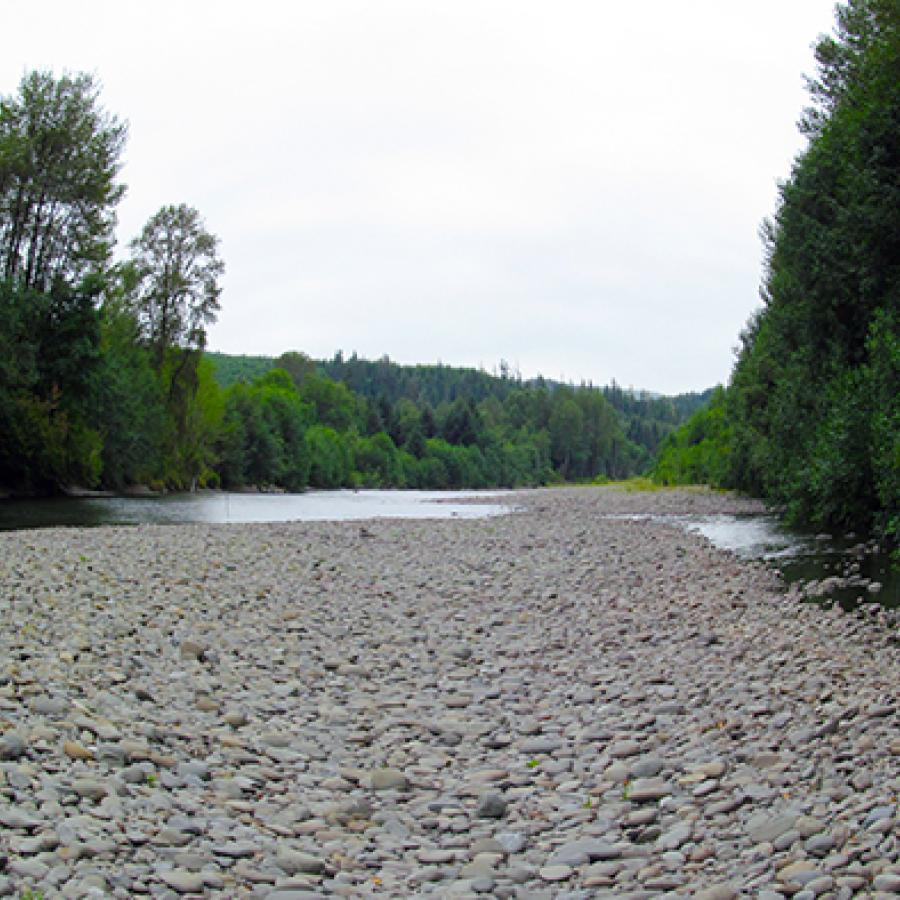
[{"left": 4, "top": 1, "right": 838, "bottom": 394}]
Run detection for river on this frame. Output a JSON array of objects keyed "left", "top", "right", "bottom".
[
  {"left": 681, "top": 514, "right": 898, "bottom": 610},
  {"left": 0, "top": 489, "right": 510, "bottom": 530}
]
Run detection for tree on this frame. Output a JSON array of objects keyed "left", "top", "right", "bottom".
[
  {"left": 128, "top": 203, "right": 223, "bottom": 366},
  {"left": 658, "top": 0, "right": 899, "bottom": 540},
  {"left": 549, "top": 395, "right": 584, "bottom": 479},
  {"left": 299, "top": 374, "right": 358, "bottom": 431},
  {"left": 275, "top": 350, "right": 316, "bottom": 388},
  {"left": 0, "top": 70, "right": 126, "bottom": 292},
  {"left": 216, "top": 370, "right": 312, "bottom": 490},
  {"left": 0, "top": 71, "right": 124, "bottom": 491},
  {"left": 89, "top": 299, "right": 165, "bottom": 488}
]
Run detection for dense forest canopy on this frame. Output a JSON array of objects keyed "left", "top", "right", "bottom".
[
  {"left": 204, "top": 349, "right": 709, "bottom": 489},
  {"left": 654, "top": 0, "right": 899, "bottom": 544}
]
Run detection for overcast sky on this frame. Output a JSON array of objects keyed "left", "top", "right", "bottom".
[{"left": 4, "top": 1, "right": 838, "bottom": 394}]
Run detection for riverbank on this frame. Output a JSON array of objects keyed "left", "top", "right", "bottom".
[{"left": 0, "top": 486, "right": 897, "bottom": 898}]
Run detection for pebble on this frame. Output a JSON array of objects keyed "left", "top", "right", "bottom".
[
  {"left": 874, "top": 872, "right": 900, "bottom": 891},
  {"left": 159, "top": 869, "right": 206, "bottom": 892},
  {"left": 0, "top": 732, "right": 26, "bottom": 760},
  {"left": 475, "top": 792, "right": 508, "bottom": 818},
  {"left": 0, "top": 486, "right": 896, "bottom": 897},
  {"left": 539, "top": 864, "right": 574, "bottom": 882}
]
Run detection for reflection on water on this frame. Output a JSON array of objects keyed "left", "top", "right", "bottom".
[
  {"left": 682, "top": 515, "right": 898, "bottom": 611},
  {"left": 604, "top": 512, "right": 897, "bottom": 611},
  {"left": 0, "top": 489, "right": 510, "bottom": 531},
  {"left": 682, "top": 514, "right": 815, "bottom": 560}
]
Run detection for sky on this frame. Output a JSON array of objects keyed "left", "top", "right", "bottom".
[{"left": 4, "top": 1, "right": 839, "bottom": 394}]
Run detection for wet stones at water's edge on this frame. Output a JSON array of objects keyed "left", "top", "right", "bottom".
[{"left": 0, "top": 485, "right": 897, "bottom": 898}]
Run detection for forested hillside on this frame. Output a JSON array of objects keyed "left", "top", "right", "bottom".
[
  {"left": 204, "top": 353, "right": 274, "bottom": 388},
  {"left": 654, "top": 0, "right": 899, "bottom": 544},
  {"left": 208, "top": 351, "right": 710, "bottom": 476}
]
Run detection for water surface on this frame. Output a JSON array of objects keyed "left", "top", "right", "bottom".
[
  {"left": 0, "top": 489, "right": 509, "bottom": 530},
  {"left": 683, "top": 514, "right": 898, "bottom": 610}
]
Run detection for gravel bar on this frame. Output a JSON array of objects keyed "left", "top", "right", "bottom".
[{"left": 0, "top": 486, "right": 897, "bottom": 898}]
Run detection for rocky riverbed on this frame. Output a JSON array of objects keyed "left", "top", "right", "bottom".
[{"left": 0, "top": 486, "right": 897, "bottom": 899}]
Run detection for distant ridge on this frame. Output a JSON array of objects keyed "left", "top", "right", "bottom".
[{"left": 205, "top": 350, "right": 714, "bottom": 460}]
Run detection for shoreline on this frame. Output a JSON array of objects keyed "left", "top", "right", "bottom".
[{"left": 0, "top": 486, "right": 897, "bottom": 897}]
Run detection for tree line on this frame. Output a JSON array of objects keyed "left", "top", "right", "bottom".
[
  {"left": 213, "top": 359, "right": 628, "bottom": 490},
  {"left": 208, "top": 350, "right": 711, "bottom": 488},
  {"left": 654, "top": 0, "right": 898, "bottom": 546},
  {"left": 0, "top": 69, "right": 706, "bottom": 496},
  {"left": 0, "top": 71, "right": 226, "bottom": 493}
]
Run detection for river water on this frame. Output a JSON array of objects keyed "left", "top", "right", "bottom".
[
  {"left": 0, "top": 489, "right": 510, "bottom": 530},
  {"left": 681, "top": 514, "right": 898, "bottom": 611}
]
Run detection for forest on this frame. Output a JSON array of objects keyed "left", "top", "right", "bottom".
[
  {"left": 654, "top": 0, "right": 898, "bottom": 545},
  {"left": 0, "top": 69, "right": 704, "bottom": 495}
]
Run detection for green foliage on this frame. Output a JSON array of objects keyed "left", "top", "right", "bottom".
[
  {"left": 604, "top": 382, "right": 714, "bottom": 458},
  {"left": 167, "top": 355, "right": 224, "bottom": 489},
  {"left": 867, "top": 309, "right": 900, "bottom": 542},
  {"left": 89, "top": 300, "right": 165, "bottom": 488},
  {"left": 0, "top": 68, "right": 719, "bottom": 498},
  {"left": 206, "top": 351, "right": 275, "bottom": 387},
  {"left": 728, "top": 0, "right": 898, "bottom": 537},
  {"left": 0, "top": 70, "right": 126, "bottom": 292},
  {"left": 0, "top": 277, "right": 104, "bottom": 491},
  {"left": 654, "top": 0, "right": 899, "bottom": 545},
  {"left": 353, "top": 432, "right": 401, "bottom": 487},
  {"left": 306, "top": 425, "right": 352, "bottom": 488},
  {"left": 205, "top": 351, "right": 708, "bottom": 487},
  {"left": 298, "top": 374, "right": 358, "bottom": 432},
  {"left": 128, "top": 203, "right": 224, "bottom": 365},
  {"left": 275, "top": 351, "right": 316, "bottom": 388},
  {"left": 218, "top": 369, "right": 311, "bottom": 490},
  {"left": 652, "top": 387, "right": 734, "bottom": 487}
]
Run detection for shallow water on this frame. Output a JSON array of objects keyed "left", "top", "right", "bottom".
[
  {"left": 603, "top": 512, "right": 897, "bottom": 610},
  {"left": 0, "top": 489, "right": 509, "bottom": 530},
  {"left": 682, "top": 514, "right": 898, "bottom": 610}
]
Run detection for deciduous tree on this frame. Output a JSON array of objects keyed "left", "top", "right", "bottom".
[
  {"left": 0, "top": 70, "right": 126, "bottom": 292},
  {"left": 128, "top": 203, "right": 223, "bottom": 367}
]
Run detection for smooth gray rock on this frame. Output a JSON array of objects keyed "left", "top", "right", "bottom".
[
  {"left": 276, "top": 846, "right": 325, "bottom": 874},
  {"left": 159, "top": 869, "right": 205, "bottom": 893},
  {"left": 29, "top": 696, "right": 70, "bottom": 716},
  {"left": 476, "top": 792, "right": 508, "bottom": 818},
  {"left": 628, "top": 777, "right": 670, "bottom": 802},
  {"left": 874, "top": 873, "right": 900, "bottom": 892},
  {"left": 520, "top": 737, "right": 563, "bottom": 754},
  {"left": 630, "top": 756, "right": 665, "bottom": 778},
  {"left": 0, "top": 733, "right": 26, "bottom": 760},
  {"left": 495, "top": 832, "right": 526, "bottom": 854},
  {"left": 370, "top": 767, "right": 408, "bottom": 791},
  {"left": 746, "top": 813, "right": 797, "bottom": 843},
  {"left": 212, "top": 840, "right": 258, "bottom": 858}
]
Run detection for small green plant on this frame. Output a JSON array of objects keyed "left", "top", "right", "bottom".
[
  {"left": 145, "top": 772, "right": 157, "bottom": 786},
  {"left": 622, "top": 778, "right": 632, "bottom": 801},
  {"left": 525, "top": 759, "right": 540, "bottom": 769},
  {"left": 19, "top": 891, "right": 45, "bottom": 900},
  {"left": 582, "top": 797, "right": 593, "bottom": 809},
  {"left": 621, "top": 476, "right": 663, "bottom": 493}
]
